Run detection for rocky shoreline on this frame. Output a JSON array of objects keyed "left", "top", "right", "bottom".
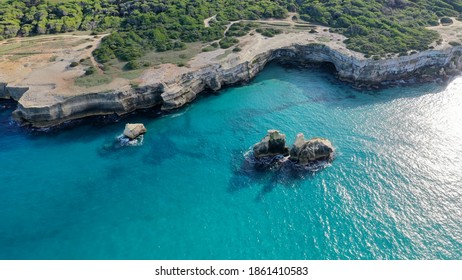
[{"left": 2, "top": 42, "right": 462, "bottom": 128}]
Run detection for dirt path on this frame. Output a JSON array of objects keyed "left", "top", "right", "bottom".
[
  {"left": 83, "top": 34, "right": 109, "bottom": 75},
  {"left": 0, "top": 33, "right": 112, "bottom": 96},
  {"left": 204, "top": 15, "right": 217, "bottom": 27}
]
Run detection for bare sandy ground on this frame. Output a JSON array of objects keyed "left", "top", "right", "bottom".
[
  {"left": 428, "top": 18, "right": 462, "bottom": 49},
  {"left": 0, "top": 33, "right": 130, "bottom": 106}
]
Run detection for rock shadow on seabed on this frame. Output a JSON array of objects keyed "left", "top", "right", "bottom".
[
  {"left": 228, "top": 149, "right": 331, "bottom": 202},
  {"left": 228, "top": 130, "right": 334, "bottom": 201},
  {"left": 142, "top": 133, "right": 206, "bottom": 166}
]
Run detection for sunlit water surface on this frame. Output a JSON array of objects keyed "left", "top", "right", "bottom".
[{"left": 0, "top": 64, "right": 461, "bottom": 259}]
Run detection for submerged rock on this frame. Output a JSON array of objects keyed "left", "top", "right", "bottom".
[
  {"left": 117, "top": 134, "right": 144, "bottom": 146},
  {"left": 252, "top": 130, "right": 289, "bottom": 158},
  {"left": 123, "top": 123, "right": 147, "bottom": 140},
  {"left": 289, "top": 133, "right": 334, "bottom": 165}
]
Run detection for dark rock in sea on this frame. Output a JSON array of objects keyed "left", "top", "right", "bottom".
[
  {"left": 117, "top": 134, "right": 144, "bottom": 146},
  {"left": 252, "top": 130, "right": 289, "bottom": 158}
]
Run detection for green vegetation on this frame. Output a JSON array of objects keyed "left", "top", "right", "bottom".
[
  {"left": 226, "top": 22, "right": 259, "bottom": 37},
  {"left": 124, "top": 60, "right": 141, "bottom": 70},
  {"left": 298, "top": 0, "right": 462, "bottom": 55},
  {"left": 1, "top": 0, "right": 462, "bottom": 59},
  {"left": 232, "top": 46, "right": 242, "bottom": 52},
  {"left": 84, "top": 66, "right": 96, "bottom": 75},
  {"left": 219, "top": 37, "right": 239, "bottom": 49},
  {"left": 74, "top": 72, "right": 112, "bottom": 87},
  {"left": 256, "top": 27, "right": 283, "bottom": 37},
  {"left": 440, "top": 17, "right": 454, "bottom": 25},
  {"left": 202, "top": 45, "right": 217, "bottom": 52}
]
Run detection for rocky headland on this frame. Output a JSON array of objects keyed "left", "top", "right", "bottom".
[{"left": 2, "top": 21, "right": 462, "bottom": 128}]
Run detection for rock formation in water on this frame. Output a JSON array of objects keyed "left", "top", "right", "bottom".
[
  {"left": 115, "top": 123, "right": 147, "bottom": 147},
  {"left": 253, "top": 130, "right": 289, "bottom": 158},
  {"left": 252, "top": 130, "right": 334, "bottom": 166},
  {"left": 123, "top": 123, "right": 147, "bottom": 140},
  {"left": 289, "top": 133, "right": 334, "bottom": 164}
]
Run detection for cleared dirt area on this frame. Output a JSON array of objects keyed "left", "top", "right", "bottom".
[
  {"left": 428, "top": 18, "right": 462, "bottom": 49},
  {"left": 0, "top": 33, "right": 130, "bottom": 105}
]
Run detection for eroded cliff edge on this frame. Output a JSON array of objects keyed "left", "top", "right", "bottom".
[
  {"left": 160, "top": 44, "right": 462, "bottom": 110},
  {"left": 6, "top": 42, "right": 462, "bottom": 128}
]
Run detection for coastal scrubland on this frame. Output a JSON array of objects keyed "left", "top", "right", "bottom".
[
  {"left": 2, "top": 0, "right": 462, "bottom": 60},
  {"left": 2, "top": 0, "right": 462, "bottom": 96}
]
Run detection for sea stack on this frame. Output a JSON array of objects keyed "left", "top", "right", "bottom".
[
  {"left": 289, "top": 133, "right": 334, "bottom": 165},
  {"left": 252, "top": 130, "right": 335, "bottom": 166},
  {"left": 123, "top": 123, "right": 147, "bottom": 140},
  {"left": 252, "top": 130, "right": 289, "bottom": 158}
]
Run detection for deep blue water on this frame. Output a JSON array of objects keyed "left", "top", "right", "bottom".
[{"left": 0, "top": 64, "right": 461, "bottom": 259}]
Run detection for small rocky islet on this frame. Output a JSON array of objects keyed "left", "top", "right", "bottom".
[
  {"left": 116, "top": 123, "right": 147, "bottom": 146},
  {"left": 249, "top": 129, "right": 334, "bottom": 171}
]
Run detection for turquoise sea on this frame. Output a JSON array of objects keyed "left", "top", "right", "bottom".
[{"left": 0, "top": 64, "right": 461, "bottom": 259}]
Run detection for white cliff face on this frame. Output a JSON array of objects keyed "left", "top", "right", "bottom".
[
  {"left": 158, "top": 44, "right": 462, "bottom": 110},
  {"left": 8, "top": 42, "right": 462, "bottom": 128},
  {"left": 12, "top": 84, "right": 164, "bottom": 127}
]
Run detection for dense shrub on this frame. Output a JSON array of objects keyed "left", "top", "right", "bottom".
[
  {"left": 202, "top": 46, "right": 216, "bottom": 52},
  {"left": 125, "top": 60, "right": 141, "bottom": 70},
  {"left": 1, "top": 0, "right": 461, "bottom": 58},
  {"left": 219, "top": 37, "right": 239, "bottom": 49},
  {"left": 85, "top": 67, "right": 95, "bottom": 76},
  {"left": 256, "top": 28, "right": 282, "bottom": 37},
  {"left": 441, "top": 17, "right": 454, "bottom": 25}
]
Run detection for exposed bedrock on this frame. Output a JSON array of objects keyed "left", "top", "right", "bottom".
[
  {"left": 10, "top": 43, "right": 462, "bottom": 128},
  {"left": 251, "top": 130, "right": 335, "bottom": 166},
  {"left": 0, "top": 84, "right": 30, "bottom": 101},
  {"left": 289, "top": 133, "right": 334, "bottom": 164},
  {"left": 123, "top": 123, "right": 147, "bottom": 140},
  {"left": 159, "top": 44, "right": 462, "bottom": 111},
  {"left": 12, "top": 84, "right": 163, "bottom": 128},
  {"left": 253, "top": 130, "right": 290, "bottom": 158}
]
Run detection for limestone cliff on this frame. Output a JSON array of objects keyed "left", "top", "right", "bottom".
[
  {"left": 6, "top": 43, "right": 462, "bottom": 128},
  {"left": 12, "top": 84, "right": 163, "bottom": 127},
  {"left": 155, "top": 44, "right": 462, "bottom": 110}
]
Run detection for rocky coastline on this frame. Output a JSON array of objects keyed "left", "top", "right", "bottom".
[{"left": 2, "top": 43, "right": 462, "bottom": 128}]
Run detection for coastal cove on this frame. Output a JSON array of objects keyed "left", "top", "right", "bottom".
[{"left": 1, "top": 64, "right": 461, "bottom": 259}]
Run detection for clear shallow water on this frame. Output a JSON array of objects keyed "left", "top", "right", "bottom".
[{"left": 0, "top": 64, "right": 461, "bottom": 260}]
